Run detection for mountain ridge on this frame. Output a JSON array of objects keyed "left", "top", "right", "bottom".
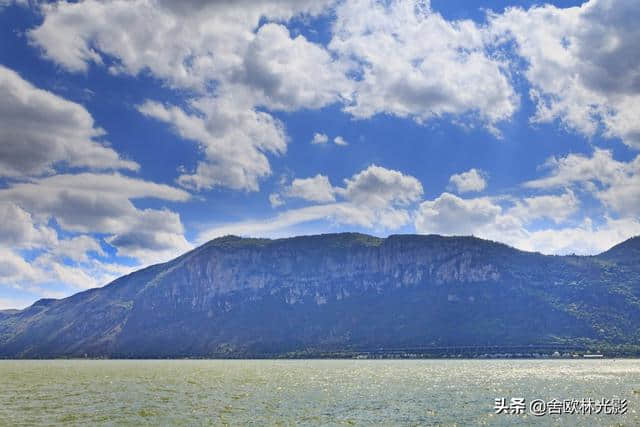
[{"left": 1, "top": 233, "right": 639, "bottom": 358}]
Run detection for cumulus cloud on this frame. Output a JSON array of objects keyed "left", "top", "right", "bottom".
[
  {"left": 414, "top": 144, "right": 640, "bottom": 255},
  {"left": 201, "top": 165, "right": 424, "bottom": 240},
  {"left": 524, "top": 148, "right": 640, "bottom": 217},
  {"left": 25, "top": 0, "right": 526, "bottom": 193},
  {"left": 0, "top": 248, "right": 43, "bottom": 285},
  {"left": 29, "top": 0, "right": 337, "bottom": 81},
  {"left": 333, "top": 136, "right": 348, "bottom": 146},
  {"left": 0, "top": 202, "right": 56, "bottom": 249},
  {"left": 415, "top": 192, "right": 502, "bottom": 236},
  {"left": 448, "top": 168, "right": 487, "bottom": 193},
  {"left": 521, "top": 217, "right": 640, "bottom": 256},
  {"left": 29, "top": 0, "right": 343, "bottom": 191},
  {"left": 413, "top": 193, "right": 518, "bottom": 243},
  {"left": 340, "top": 164, "right": 423, "bottom": 208},
  {"left": 311, "top": 132, "right": 329, "bottom": 144},
  {"left": 0, "top": 65, "right": 138, "bottom": 177},
  {"left": 311, "top": 133, "right": 348, "bottom": 146},
  {"left": 11, "top": 0, "right": 640, "bottom": 305},
  {"left": 138, "top": 98, "right": 286, "bottom": 191},
  {"left": 240, "top": 23, "right": 350, "bottom": 111},
  {"left": 0, "top": 206, "right": 113, "bottom": 294},
  {"left": 105, "top": 229, "right": 188, "bottom": 262},
  {"left": 0, "top": 205, "right": 107, "bottom": 282},
  {"left": 0, "top": 172, "right": 192, "bottom": 306},
  {"left": 0, "top": 242, "right": 137, "bottom": 302},
  {"left": 28, "top": 0, "right": 343, "bottom": 100},
  {"left": 0, "top": 173, "right": 191, "bottom": 263},
  {"left": 32, "top": 0, "right": 640, "bottom": 150},
  {"left": 330, "top": 0, "right": 518, "bottom": 132},
  {"left": 524, "top": 149, "right": 625, "bottom": 190},
  {"left": 50, "top": 235, "right": 105, "bottom": 263},
  {"left": 30, "top": 0, "right": 299, "bottom": 82},
  {"left": 284, "top": 174, "right": 336, "bottom": 203},
  {"left": 489, "top": 0, "right": 640, "bottom": 147},
  {"left": 269, "top": 193, "right": 284, "bottom": 208},
  {"left": 507, "top": 191, "right": 579, "bottom": 224},
  {"left": 413, "top": 191, "right": 639, "bottom": 255},
  {"left": 0, "top": 64, "right": 190, "bottom": 299}
]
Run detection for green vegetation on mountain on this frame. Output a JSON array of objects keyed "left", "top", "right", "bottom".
[{"left": 1, "top": 233, "right": 639, "bottom": 358}]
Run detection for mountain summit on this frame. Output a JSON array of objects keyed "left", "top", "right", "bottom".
[{"left": 1, "top": 233, "right": 639, "bottom": 358}]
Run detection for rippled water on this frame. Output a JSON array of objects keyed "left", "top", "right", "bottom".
[{"left": 1, "top": 359, "right": 640, "bottom": 425}]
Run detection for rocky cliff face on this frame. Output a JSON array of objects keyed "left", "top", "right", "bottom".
[
  {"left": 152, "top": 235, "right": 501, "bottom": 307},
  {"left": 1, "top": 233, "right": 639, "bottom": 358}
]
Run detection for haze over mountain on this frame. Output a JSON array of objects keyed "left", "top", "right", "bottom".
[{"left": 1, "top": 233, "right": 640, "bottom": 358}]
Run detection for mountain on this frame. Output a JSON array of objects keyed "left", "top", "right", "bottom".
[
  {"left": 1, "top": 233, "right": 640, "bottom": 358},
  {"left": 598, "top": 236, "right": 640, "bottom": 265}
]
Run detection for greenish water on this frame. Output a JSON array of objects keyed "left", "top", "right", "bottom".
[{"left": 1, "top": 359, "right": 639, "bottom": 425}]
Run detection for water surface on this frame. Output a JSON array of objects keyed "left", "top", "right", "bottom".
[{"left": 1, "top": 359, "right": 639, "bottom": 425}]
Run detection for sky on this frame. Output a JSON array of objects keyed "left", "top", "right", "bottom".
[{"left": 1, "top": 0, "right": 640, "bottom": 309}]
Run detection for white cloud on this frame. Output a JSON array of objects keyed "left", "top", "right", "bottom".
[
  {"left": 524, "top": 149, "right": 640, "bottom": 217},
  {"left": 524, "top": 149, "right": 626, "bottom": 190},
  {"left": 0, "top": 297, "right": 36, "bottom": 311},
  {"left": 415, "top": 192, "right": 502, "bottom": 236},
  {"left": 0, "top": 0, "right": 26, "bottom": 9},
  {"left": 0, "top": 202, "right": 110, "bottom": 266},
  {"left": 269, "top": 193, "right": 284, "bottom": 208},
  {"left": 0, "top": 244, "right": 138, "bottom": 298},
  {"left": 138, "top": 98, "right": 286, "bottom": 191},
  {"left": 198, "top": 201, "right": 415, "bottom": 242},
  {"left": 310, "top": 134, "right": 348, "bottom": 146},
  {"left": 311, "top": 132, "right": 329, "bottom": 144},
  {"left": 105, "top": 227, "right": 190, "bottom": 262},
  {"left": 333, "top": 136, "right": 348, "bottom": 146},
  {"left": 520, "top": 217, "right": 640, "bottom": 256},
  {"left": 12, "top": 0, "right": 640, "bottom": 296},
  {"left": 285, "top": 174, "right": 336, "bottom": 203},
  {"left": 50, "top": 235, "right": 105, "bottom": 263},
  {"left": 330, "top": 0, "right": 518, "bottom": 131},
  {"left": 0, "top": 192, "right": 154, "bottom": 302},
  {"left": 0, "top": 173, "right": 191, "bottom": 264},
  {"left": 340, "top": 164, "right": 423, "bottom": 208},
  {"left": 0, "top": 193, "right": 150, "bottom": 298},
  {"left": 507, "top": 191, "right": 579, "bottom": 224},
  {"left": 0, "top": 65, "right": 138, "bottom": 177},
  {"left": 240, "top": 23, "right": 350, "bottom": 111},
  {"left": 30, "top": 0, "right": 336, "bottom": 85},
  {"left": 25, "top": 0, "right": 528, "bottom": 195},
  {"left": 489, "top": 0, "right": 640, "bottom": 148},
  {"left": 0, "top": 248, "right": 44, "bottom": 285},
  {"left": 599, "top": 176, "right": 640, "bottom": 218},
  {"left": 197, "top": 203, "right": 360, "bottom": 242},
  {"left": 414, "top": 189, "right": 639, "bottom": 255},
  {"left": 448, "top": 168, "right": 487, "bottom": 193},
  {"left": 29, "top": 0, "right": 343, "bottom": 192},
  {"left": 0, "top": 202, "right": 56, "bottom": 249},
  {"left": 200, "top": 165, "right": 424, "bottom": 241},
  {"left": 0, "top": 171, "right": 192, "bottom": 302}
]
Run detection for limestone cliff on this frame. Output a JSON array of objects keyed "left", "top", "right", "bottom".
[{"left": 1, "top": 233, "right": 639, "bottom": 358}]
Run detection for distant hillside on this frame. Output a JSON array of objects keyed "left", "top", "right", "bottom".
[
  {"left": 598, "top": 236, "right": 640, "bottom": 265},
  {"left": 1, "top": 233, "right": 640, "bottom": 358}
]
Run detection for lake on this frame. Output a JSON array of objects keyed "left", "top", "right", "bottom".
[{"left": 1, "top": 359, "right": 639, "bottom": 425}]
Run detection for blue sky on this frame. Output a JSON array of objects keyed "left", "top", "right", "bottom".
[{"left": 1, "top": 0, "right": 640, "bottom": 309}]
